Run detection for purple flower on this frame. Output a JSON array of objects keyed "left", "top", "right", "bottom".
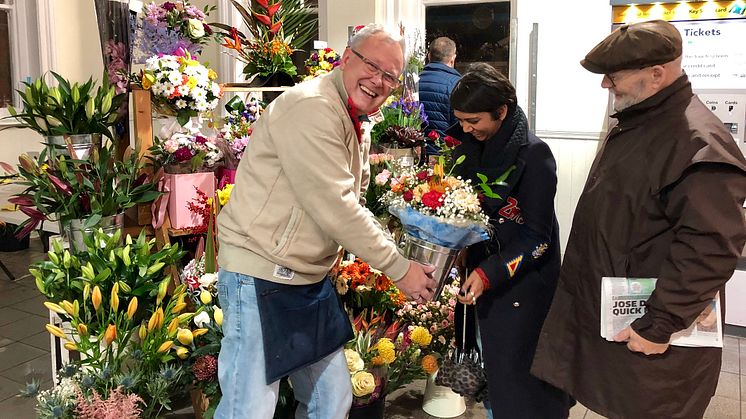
[
  {"left": 195, "top": 135, "right": 207, "bottom": 144},
  {"left": 162, "top": 2, "right": 177, "bottom": 11}
]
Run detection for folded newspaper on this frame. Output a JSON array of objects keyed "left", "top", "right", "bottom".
[{"left": 600, "top": 277, "right": 722, "bottom": 348}]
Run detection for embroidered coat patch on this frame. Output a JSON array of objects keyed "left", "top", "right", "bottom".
[{"left": 506, "top": 255, "right": 523, "bottom": 278}]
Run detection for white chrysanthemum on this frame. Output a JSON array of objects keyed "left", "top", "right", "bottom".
[
  {"left": 168, "top": 71, "right": 182, "bottom": 85},
  {"left": 175, "top": 99, "right": 188, "bottom": 109},
  {"left": 177, "top": 85, "right": 190, "bottom": 96},
  {"left": 191, "top": 87, "right": 207, "bottom": 101}
]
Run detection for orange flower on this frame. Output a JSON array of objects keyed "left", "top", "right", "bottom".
[
  {"left": 422, "top": 354, "right": 439, "bottom": 375},
  {"left": 104, "top": 324, "right": 117, "bottom": 345}
]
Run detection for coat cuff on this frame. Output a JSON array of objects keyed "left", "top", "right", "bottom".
[
  {"left": 630, "top": 312, "right": 677, "bottom": 344},
  {"left": 474, "top": 267, "right": 491, "bottom": 291}
]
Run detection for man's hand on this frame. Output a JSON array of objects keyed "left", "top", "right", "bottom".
[
  {"left": 613, "top": 326, "right": 669, "bottom": 355},
  {"left": 395, "top": 262, "right": 437, "bottom": 302}
]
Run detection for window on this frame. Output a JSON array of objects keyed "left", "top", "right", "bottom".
[
  {"left": 0, "top": 0, "right": 44, "bottom": 115},
  {"left": 425, "top": 2, "right": 511, "bottom": 75}
]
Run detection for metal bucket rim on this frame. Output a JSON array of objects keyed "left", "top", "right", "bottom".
[{"left": 404, "top": 234, "right": 461, "bottom": 254}]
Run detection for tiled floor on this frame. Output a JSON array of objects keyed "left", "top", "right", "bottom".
[{"left": 0, "top": 237, "right": 744, "bottom": 418}]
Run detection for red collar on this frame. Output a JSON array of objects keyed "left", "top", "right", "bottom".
[{"left": 347, "top": 97, "right": 362, "bottom": 144}]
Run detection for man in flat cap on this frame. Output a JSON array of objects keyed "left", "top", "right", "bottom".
[{"left": 531, "top": 20, "right": 746, "bottom": 418}]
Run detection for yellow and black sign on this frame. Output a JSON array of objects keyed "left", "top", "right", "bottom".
[{"left": 613, "top": 1, "right": 746, "bottom": 23}]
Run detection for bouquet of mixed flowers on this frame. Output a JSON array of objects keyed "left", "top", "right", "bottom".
[
  {"left": 150, "top": 130, "right": 223, "bottom": 174},
  {"left": 380, "top": 162, "right": 489, "bottom": 248},
  {"left": 302, "top": 47, "right": 341, "bottom": 81},
  {"left": 216, "top": 0, "right": 297, "bottom": 81},
  {"left": 344, "top": 312, "right": 432, "bottom": 406},
  {"left": 371, "top": 96, "right": 428, "bottom": 148},
  {"left": 218, "top": 96, "right": 263, "bottom": 169},
  {"left": 396, "top": 279, "right": 459, "bottom": 362},
  {"left": 134, "top": 0, "right": 215, "bottom": 61},
  {"left": 137, "top": 52, "right": 222, "bottom": 125},
  {"left": 332, "top": 257, "right": 406, "bottom": 316}
]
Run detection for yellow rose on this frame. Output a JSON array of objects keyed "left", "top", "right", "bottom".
[
  {"left": 410, "top": 326, "right": 432, "bottom": 347},
  {"left": 350, "top": 371, "right": 376, "bottom": 397},
  {"left": 344, "top": 349, "right": 364, "bottom": 373}
]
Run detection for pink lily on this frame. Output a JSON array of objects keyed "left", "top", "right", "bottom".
[{"left": 8, "top": 195, "right": 34, "bottom": 207}]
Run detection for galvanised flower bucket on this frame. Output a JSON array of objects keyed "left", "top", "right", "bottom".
[
  {"left": 399, "top": 234, "right": 460, "bottom": 301},
  {"left": 45, "top": 133, "right": 102, "bottom": 160},
  {"left": 62, "top": 213, "right": 124, "bottom": 252}
]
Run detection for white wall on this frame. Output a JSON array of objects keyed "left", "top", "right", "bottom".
[{"left": 320, "top": 0, "right": 377, "bottom": 53}]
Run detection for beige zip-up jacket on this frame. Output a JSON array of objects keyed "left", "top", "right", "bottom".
[{"left": 217, "top": 69, "right": 410, "bottom": 285}]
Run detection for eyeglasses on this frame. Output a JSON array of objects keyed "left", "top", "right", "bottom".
[
  {"left": 604, "top": 67, "right": 649, "bottom": 87},
  {"left": 349, "top": 48, "right": 401, "bottom": 89}
]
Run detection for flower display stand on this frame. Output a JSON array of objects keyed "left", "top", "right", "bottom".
[{"left": 422, "top": 372, "right": 466, "bottom": 418}]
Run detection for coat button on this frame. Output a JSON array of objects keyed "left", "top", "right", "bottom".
[
  {"left": 513, "top": 301, "right": 520, "bottom": 307},
  {"left": 498, "top": 218, "right": 505, "bottom": 224}
]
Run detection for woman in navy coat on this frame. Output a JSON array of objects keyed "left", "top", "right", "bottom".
[{"left": 448, "top": 63, "right": 571, "bottom": 419}]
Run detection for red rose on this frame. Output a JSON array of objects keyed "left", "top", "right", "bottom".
[
  {"left": 402, "top": 190, "right": 414, "bottom": 202},
  {"left": 427, "top": 130, "right": 439, "bottom": 141},
  {"left": 421, "top": 191, "right": 444, "bottom": 209},
  {"left": 416, "top": 171, "right": 429, "bottom": 181},
  {"left": 195, "top": 135, "right": 207, "bottom": 144},
  {"left": 444, "top": 135, "right": 461, "bottom": 147}
]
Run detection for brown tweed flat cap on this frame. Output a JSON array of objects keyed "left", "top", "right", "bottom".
[{"left": 581, "top": 20, "right": 682, "bottom": 74}]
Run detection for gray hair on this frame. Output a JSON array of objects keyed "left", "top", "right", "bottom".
[
  {"left": 429, "top": 37, "right": 456, "bottom": 63},
  {"left": 348, "top": 24, "right": 406, "bottom": 65}
]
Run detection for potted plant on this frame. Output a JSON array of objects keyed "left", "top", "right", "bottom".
[
  {"left": 7, "top": 72, "right": 125, "bottom": 159},
  {"left": 11, "top": 143, "right": 162, "bottom": 249},
  {"left": 214, "top": 0, "right": 318, "bottom": 86},
  {"left": 25, "top": 230, "right": 200, "bottom": 418}
]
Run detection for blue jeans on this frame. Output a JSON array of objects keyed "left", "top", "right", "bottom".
[{"left": 215, "top": 270, "right": 352, "bottom": 419}]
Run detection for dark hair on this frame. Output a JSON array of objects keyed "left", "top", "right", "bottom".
[
  {"left": 450, "top": 63, "right": 517, "bottom": 119},
  {"left": 428, "top": 37, "right": 456, "bottom": 63}
]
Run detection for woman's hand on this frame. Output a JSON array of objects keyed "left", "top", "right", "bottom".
[{"left": 457, "top": 270, "right": 484, "bottom": 305}]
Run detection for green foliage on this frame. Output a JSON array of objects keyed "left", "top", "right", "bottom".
[
  {"left": 7, "top": 72, "right": 125, "bottom": 139},
  {"left": 14, "top": 142, "right": 161, "bottom": 228},
  {"left": 30, "top": 230, "right": 184, "bottom": 325},
  {"left": 476, "top": 165, "right": 516, "bottom": 200}
]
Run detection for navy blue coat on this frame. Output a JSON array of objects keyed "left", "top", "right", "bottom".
[
  {"left": 418, "top": 62, "right": 460, "bottom": 136},
  {"left": 448, "top": 106, "right": 570, "bottom": 418}
]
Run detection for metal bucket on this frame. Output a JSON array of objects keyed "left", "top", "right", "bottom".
[
  {"left": 62, "top": 213, "right": 124, "bottom": 252},
  {"left": 45, "top": 134, "right": 102, "bottom": 160},
  {"left": 399, "top": 234, "right": 460, "bottom": 300}
]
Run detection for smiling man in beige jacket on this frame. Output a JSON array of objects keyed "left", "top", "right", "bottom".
[{"left": 215, "top": 24, "right": 437, "bottom": 419}]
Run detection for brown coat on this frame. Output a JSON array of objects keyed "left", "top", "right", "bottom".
[{"left": 531, "top": 75, "right": 746, "bottom": 419}]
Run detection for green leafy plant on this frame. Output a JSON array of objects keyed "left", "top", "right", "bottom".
[
  {"left": 11, "top": 143, "right": 161, "bottom": 237},
  {"left": 213, "top": 0, "right": 318, "bottom": 79},
  {"left": 7, "top": 72, "right": 125, "bottom": 139},
  {"left": 476, "top": 165, "right": 516, "bottom": 200},
  {"left": 38, "top": 260, "right": 199, "bottom": 418},
  {"left": 30, "top": 230, "right": 185, "bottom": 326}
]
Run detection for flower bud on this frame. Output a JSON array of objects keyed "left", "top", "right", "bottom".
[
  {"left": 77, "top": 323, "right": 88, "bottom": 337},
  {"left": 138, "top": 324, "right": 147, "bottom": 341},
  {"left": 92, "top": 286, "right": 102, "bottom": 311},
  {"left": 213, "top": 307, "right": 223, "bottom": 327},
  {"left": 127, "top": 297, "right": 138, "bottom": 320},
  {"left": 45, "top": 324, "right": 66, "bottom": 339},
  {"left": 83, "top": 283, "right": 91, "bottom": 302},
  {"left": 176, "top": 346, "right": 190, "bottom": 359},
  {"left": 64, "top": 342, "right": 78, "bottom": 352},
  {"left": 200, "top": 290, "right": 212, "bottom": 305},
  {"left": 172, "top": 302, "right": 187, "bottom": 313},
  {"left": 177, "top": 328, "right": 194, "bottom": 345},
  {"left": 44, "top": 302, "right": 66, "bottom": 315},
  {"left": 157, "top": 340, "right": 173, "bottom": 353},
  {"left": 104, "top": 324, "right": 117, "bottom": 345},
  {"left": 110, "top": 283, "right": 120, "bottom": 312},
  {"left": 61, "top": 300, "right": 75, "bottom": 316},
  {"left": 192, "top": 328, "right": 208, "bottom": 338},
  {"left": 167, "top": 318, "right": 179, "bottom": 337}
]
